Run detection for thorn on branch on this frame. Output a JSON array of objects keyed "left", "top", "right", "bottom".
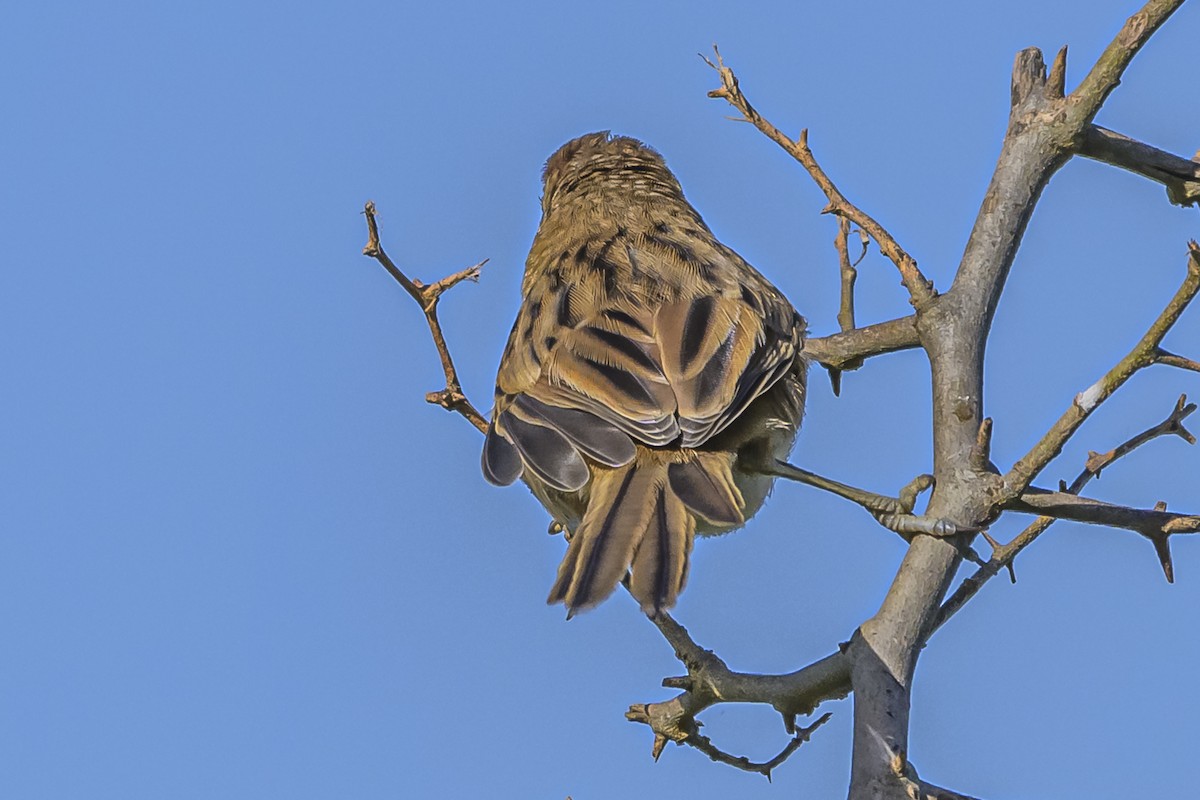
[
  {"left": 652, "top": 733, "right": 669, "bottom": 762},
  {"left": 626, "top": 700, "right": 699, "bottom": 759},
  {"left": 852, "top": 228, "right": 869, "bottom": 267},
  {"left": 979, "top": 530, "right": 1001, "bottom": 553},
  {"left": 826, "top": 365, "right": 844, "bottom": 397},
  {"left": 1085, "top": 449, "right": 1110, "bottom": 475},
  {"left": 1163, "top": 394, "right": 1196, "bottom": 443},
  {"left": 1148, "top": 503, "right": 1176, "bottom": 582}
]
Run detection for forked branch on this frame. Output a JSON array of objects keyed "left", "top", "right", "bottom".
[
  {"left": 937, "top": 395, "right": 1196, "bottom": 631},
  {"left": 1002, "top": 241, "right": 1200, "bottom": 499},
  {"left": 625, "top": 610, "right": 850, "bottom": 771},
  {"left": 361, "top": 201, "right": 488, "bottom": 433}
]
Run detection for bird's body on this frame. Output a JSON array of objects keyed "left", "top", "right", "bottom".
[{"left": 483, "top": 132, "right": 806, "bottom": 615}]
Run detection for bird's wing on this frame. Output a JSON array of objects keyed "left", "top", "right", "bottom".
[
  {"left": 653, "top": 257, "right": 801, "bottom": 448},
  {"left": 481, "top": 236, "right": 800, "bottom": 491}
]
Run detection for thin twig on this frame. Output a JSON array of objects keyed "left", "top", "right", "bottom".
[
  {"left": 1080, "top": 126, "right": 1200, "bottom": 207},
  {"left": 1067, "top": 0, "right": 1187, "bottom": 128},
  {"left": 1011, "top": 489, "right": 1199, "bottom": 536},
  {"left": 1156, "top": 348, "right": 1200, "bottom": 374},
  {"left": 683, "top": 713, "right": 832, "bottom": 780},
  {"left": 361, "top": 201, "right": 489, "bottom": 433},
  {"left": 702, "top": 46, "right": 936, "bottom": 309},
  {"left": 1002, "top": 241, "right": 1200, "bottom": 499},
  {"left": 835, "top": 216, "right": 858, "bottom": 333}
]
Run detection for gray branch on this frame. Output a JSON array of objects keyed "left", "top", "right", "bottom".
[
  {"left": 1011, "top": 489, "right": 1200, "bottom": 536},
  {"left": 802, "top": 315, "right": 921, "bottom": 371},
  {"left": 1081, "top": 126, "right": 1200, "bottom": 206},
  {"left": 847, "top": 2, "right": 1187, "bottom": 797}
]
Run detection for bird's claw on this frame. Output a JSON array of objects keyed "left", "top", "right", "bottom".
[
  {"left": 872, "top": 513, "right": 969, "bottom": 537},
  {"left": 859, "top": 474, "right": 935, "bottom": 516},
  {"left": 896, "top": 473, "right": 935, "bottom": 514}
]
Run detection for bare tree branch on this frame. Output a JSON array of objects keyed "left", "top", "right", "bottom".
[
  {"left": 835, "top": 216, "right": 860, "bottom": 333},
  {"left": 626, "top": 609, "right": 851, "bottom": 767},
  {"left": 937, "top": 404, "right": 1195, "bottom": 635},
  {"left": 646, "top": 711, "right": 832, "bottom": 780},
  {"left": 1156, "top": 347, "right": 1200, "bottom": 374},
  {"left": 703, "top": 47, "right": 937, "bottom": 309},
  {"left": 843, "top": 5, "right": 1188, "bottom": 797},
  {"left": 1009, "top": 490, "right": 1198, "bottom": 580},
  {"left": 361, "top": 201, "right": 489, "bottom": 433},
  {"left": 1080, "top": 126, "right": 1200, "bottom": 207},
  {"left": 802, "top": 315, "right": 921, "bottom": 371},
  {"left": 1012, "top": 489, "right": 1199, "bottom": 535},
  {"left": 1067, "top": 0, "right": 1187, "bottom": 127}
]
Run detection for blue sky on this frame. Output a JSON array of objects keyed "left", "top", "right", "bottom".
[{"left": 2, "top": 1, "right": 1197, "bottom": 798}]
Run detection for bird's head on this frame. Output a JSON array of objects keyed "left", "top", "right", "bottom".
[{"left": 540, "top": 132, "right": 685, "bottom": 217}]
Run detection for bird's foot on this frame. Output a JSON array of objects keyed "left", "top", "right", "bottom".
[{"left": 762, "top": 462, "right": 978, "bottom": 539}]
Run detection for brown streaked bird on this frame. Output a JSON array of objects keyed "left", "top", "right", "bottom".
[{"left": 482, "top": 132, "right": 807, "bottom": 616}]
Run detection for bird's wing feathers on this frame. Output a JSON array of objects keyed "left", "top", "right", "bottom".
[{"left": 482, "top": 236, "right": 798, "bottom": 490}]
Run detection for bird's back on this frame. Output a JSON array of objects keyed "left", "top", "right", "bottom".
[{"left": 482, "top": 132, "right": 807, "bottom": 615}]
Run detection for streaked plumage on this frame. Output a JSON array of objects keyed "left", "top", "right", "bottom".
[{"left": 483, "top": 132, "right": 807, "bottom": 615}]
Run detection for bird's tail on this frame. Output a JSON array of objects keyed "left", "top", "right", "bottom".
[{"left": 547, "top": 450, "right": 745, "bottom": 616}]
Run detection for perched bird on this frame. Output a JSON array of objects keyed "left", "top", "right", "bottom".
[{"left": 482, "top": 132, "right": 807, "bottom": 616}]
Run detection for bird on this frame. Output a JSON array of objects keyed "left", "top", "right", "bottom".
[{"left": 481, "top": 132, "right": 807, "bottom": 616}]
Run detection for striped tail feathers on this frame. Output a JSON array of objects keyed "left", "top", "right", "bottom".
[
  {"left": 548, "top": 461, "right": 654, "bottom": 615},
  {"left": 628, "top": 481, "right": 694, "bottom": 615},
  {"left": 548, "top": 451, "right": 745, "bottom": 616}
]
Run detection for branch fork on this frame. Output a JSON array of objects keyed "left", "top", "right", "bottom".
[{"left": 360, "top": 200, "right": 489, "bottom": 433}]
